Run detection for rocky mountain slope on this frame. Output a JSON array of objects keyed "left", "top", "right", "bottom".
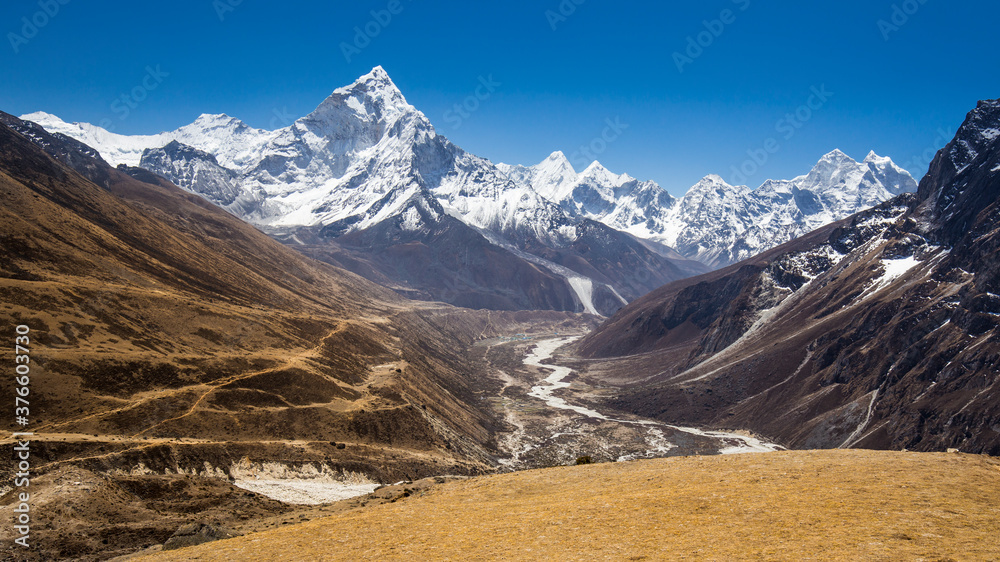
[{"left": 577, "top": 99, "right": 1000, "bottom": 454}]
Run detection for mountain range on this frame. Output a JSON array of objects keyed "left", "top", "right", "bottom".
[
  {"left": 499, "top": 147, "right": 915, "bottom": 268},
  {"left": 21, "top": 66, "right": 915, "bottom": 316}
]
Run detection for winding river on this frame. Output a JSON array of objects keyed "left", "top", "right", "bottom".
[{"left": 525, "top": 337, "right": 781, "bottom": 458}]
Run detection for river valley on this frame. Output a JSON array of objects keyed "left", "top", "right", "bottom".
[{"left": 484, "top": 335, "right": 782, "bottom": 470}]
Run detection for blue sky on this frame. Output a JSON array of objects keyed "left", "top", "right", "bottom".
[{"left": 2, "top": 0, "right": 998, "bottom": 196}]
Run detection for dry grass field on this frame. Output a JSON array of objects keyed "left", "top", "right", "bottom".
[{"left": 142, "top": 449, "right": 1000, "bottom": 561}]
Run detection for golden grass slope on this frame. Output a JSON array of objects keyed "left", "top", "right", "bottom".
[{"left": 142, "top": 449, "right": 1000, "bottom": 561}]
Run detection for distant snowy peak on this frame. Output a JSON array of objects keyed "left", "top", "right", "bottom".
[
  {"left": 19, "top": 111, "right": 73, "bottom": 133},
  {"left": 797, "top": 149, "right": 856, "bottom": 191},
  {"left": 498, "top": 150, "right": 580, "bottom": 202},
  {"left": 173, "top": 114, "right": 269, "bottom": 167},
  {"left": 804, "top": 147, "right": 912, "bottom": 192},
  {"left": 183, "top": 112, "right": 253, "bottom": 135},
  {"left": 683, "top": 174, "right": 747, "bottom": 202},
  {"left": 579, "top": 160, "right": 625, "bottom": 185},
  {"left": 863, "top": 150, "right": 888, "bottom": 165},
  {"left": 817, "top": 147, "right": 854, "bottom": 165},
  {"left": 538, "top": 150, "right": 576, "bottom": 176}
]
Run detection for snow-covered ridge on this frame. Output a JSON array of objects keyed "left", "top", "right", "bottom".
[
  {"left": 19, "top": 110, "right": 273, "bottom": 169},
  {"left": 502, "top": 147, "right": 916, "bottom": 268}
]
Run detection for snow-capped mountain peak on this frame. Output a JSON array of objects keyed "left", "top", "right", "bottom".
[
  {"left": 20, "top": 110, "right": 61, "bottom": 126},
  {"left": 802, "top": 149, "right": 858, "bottom": 186},
  {"left": 538, "top": 150, "right": 576, "bottom": 178},
  {"left": 294, "top": 67, "right": 422, "bottom": 151},
  {"left": 864, "top": 150, "right": 886, "bottom": 164},
  {"left": 497, "top": 150, "right": 579, "bottom": 203},
  {"left": 191, "top": 113, "right": 237, "bottom": 126},
  {"left": 819, "top": 147, "right": 852, "bottom": 162},
  {"left": 352, "top": 65, "right": 396, "bottom": 90},
  {"left": 170, "top": 114, "right": 269, "bottom": 169},
  {"left": 794, "top": 148, "right": 914, "bottom": 201},
  {"left": 695, "top": 173, "right": 734, "bottom": 189},
  {"left": 311, "top": 66, "right": 413, "bottom": 125},
  {"left": 180, "top": 113, "right": 258, "bottom": 138},
  {"left": 580, "top": 161, "right": 621, "bottom": 184},
  {"left": 683, "top": 174, "right": 743, "bottom": 201}
]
